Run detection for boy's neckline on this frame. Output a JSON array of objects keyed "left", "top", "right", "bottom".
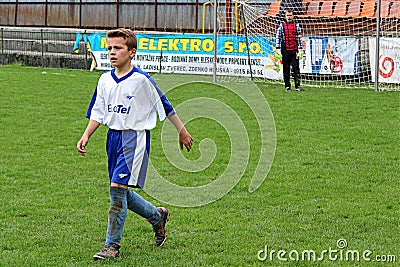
[
  {"left": 113, "top": 65, "right": 134, "bottom": 79},
  {"left": 111, "top": 66, "right": 135, "bottom": 83}
]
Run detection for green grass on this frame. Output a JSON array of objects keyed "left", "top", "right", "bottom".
[{"left": 0, "top": 64, "right": 399, "bottom": 266}]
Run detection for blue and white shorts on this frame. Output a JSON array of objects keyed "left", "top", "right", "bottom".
[{"left": 106, "top": 129, "right": 150, "bottom": 188}]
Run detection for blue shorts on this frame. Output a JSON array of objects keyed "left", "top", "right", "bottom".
[{"left": 106, "top": 129, "right": 150, "bottom": 188}]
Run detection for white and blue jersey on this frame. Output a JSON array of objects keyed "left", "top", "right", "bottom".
[
  {"left": 86, "top": 67, "right": 175, "bottom": 188},
  {"left": 86, "top": 67, "right": 175, "bottom": 130}
]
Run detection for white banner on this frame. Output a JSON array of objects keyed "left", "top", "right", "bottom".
[
  {"left": 369, "top": 37, "right": 400, "bottom": 84},
  {"left": 300, "top": 37, "right": 359, "bottom": 75}
]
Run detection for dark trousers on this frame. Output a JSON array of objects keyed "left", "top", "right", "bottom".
[{"left": 282, "top": 49, "right": 300, "bottom": 89}]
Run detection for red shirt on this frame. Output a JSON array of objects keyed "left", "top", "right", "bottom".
[{"left": 283, "top": 22, "right": 298, "bottom": 51}]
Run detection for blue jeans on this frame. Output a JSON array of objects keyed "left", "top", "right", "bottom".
[{"left": 105, "top": 186, "right": 161, "bottom": 245}]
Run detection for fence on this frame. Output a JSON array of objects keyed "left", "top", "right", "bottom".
[
  {"left": 0, "top": 27, "right": 92, "bottom": 70},
  {"left": 0, "top": 0, "right": 212, "bottom": 33}
]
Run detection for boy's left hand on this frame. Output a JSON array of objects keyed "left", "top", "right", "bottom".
[{"left": 179, "top": 128, "right": 193, "bottom": 152}]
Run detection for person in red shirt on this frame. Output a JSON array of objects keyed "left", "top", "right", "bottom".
[{"left": 275, "top": 9, "right": 304, "bottom": 92}]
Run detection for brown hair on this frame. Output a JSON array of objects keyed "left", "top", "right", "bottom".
[
  {"left": 106, "top": 28, "right": 137, "bottom": 50},
  {"left": 285, "top": 9, "right": 294, "bottom": 15}
]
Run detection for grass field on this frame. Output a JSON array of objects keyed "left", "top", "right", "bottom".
[{"left": 0, "top": 64, "right": 399, "bottom": 266}]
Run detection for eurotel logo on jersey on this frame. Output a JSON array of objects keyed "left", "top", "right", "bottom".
[{"left": 108, "top": 104, "right": 131, "bottom": 114}]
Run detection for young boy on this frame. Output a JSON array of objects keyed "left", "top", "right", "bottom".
[{"left": 76, "top": 28, "right": 193, "bottom": 260}]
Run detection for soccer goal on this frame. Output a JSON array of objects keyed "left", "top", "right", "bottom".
[{"left": 214, "top": 0, "right": 399, "bottom": 91}]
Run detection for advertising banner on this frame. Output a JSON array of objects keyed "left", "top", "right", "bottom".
[
  {"left": 369, "top": 37, "right": 400, "bottom": 84},
  {"left": 74, "top": 32, "right": 280, "bottom": 79},
  {"left": 300, "top": 37, "right": 359, "bottom": 75},
  {"left": 73, "top": 33, "right": 360, "bottom": 78}
]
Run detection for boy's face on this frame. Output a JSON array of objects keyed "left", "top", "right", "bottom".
[
  {"left": 107, "top": 36, "right": 136, "bottom": 68},
  {"left": 285, "top": 12, "right": 294, "bottom": 22}
]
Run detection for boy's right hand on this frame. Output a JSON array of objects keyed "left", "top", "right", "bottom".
[
  {"left": 76, "top": 137, "right": 88, "bottom": 156},
  {"left": 76, "top": 120, "right": 100, "bottom": 156}
]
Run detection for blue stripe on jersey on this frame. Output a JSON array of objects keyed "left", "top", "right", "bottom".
[
  {"left": 86, "top": 88, "right": 97, "bottom": 119},
  {"left": 133, "top": 67, "right": 176, "bottom": 117},
  {"left": 159, "top": 94, "right": 175, "bottom": 117},
  {"left": 111, "top": 68, "right": 135, "bottom": 84},
  {"left": 86, "top": 70, "right": 113, "bottom": 119}
]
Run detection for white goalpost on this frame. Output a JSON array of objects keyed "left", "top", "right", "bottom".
[{"left": 214, "top": 0, "right": 400, "bottom": 91}]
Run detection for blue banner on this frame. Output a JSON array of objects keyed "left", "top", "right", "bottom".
[{"left": 74, "top": 32, "right": 274, "bottom": 57}]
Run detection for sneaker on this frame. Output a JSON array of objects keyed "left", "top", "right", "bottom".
[
  {"left": 93, "top": 243, "right": 120, "bottom": 260},
  {"left": 285, "top": 87, "right": 291, "bottom": 92},
  {"left": 295, "top": 87, "right": 304, "bottom": 91},
  {"left": 152, "top": 207, "right": 170, "bottom": 247}
]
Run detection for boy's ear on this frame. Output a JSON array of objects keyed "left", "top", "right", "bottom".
[{"left": 130, "top": 48, "right": 136, "bottom": 58}]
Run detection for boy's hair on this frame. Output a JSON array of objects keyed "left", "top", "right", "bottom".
[{"left": 106, "top": 28, "right": 137, "bottom": 50}]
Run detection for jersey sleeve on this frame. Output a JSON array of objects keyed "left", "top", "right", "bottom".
[
  {"left": 85, "top": 87, "right": 97, "bottom": 119},
  {"left": 153, "top": 86, "right": 176, "bottom": 121},
  {"left": 86, "top": 80, "right": 105, "bottom": 124},
  {"left": 144, "top": 74, "right": 176, "bottom": 121}
]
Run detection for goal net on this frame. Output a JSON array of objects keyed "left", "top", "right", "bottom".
[{"left": 215, "top": 0, "right": 400, "bottom": 90}]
